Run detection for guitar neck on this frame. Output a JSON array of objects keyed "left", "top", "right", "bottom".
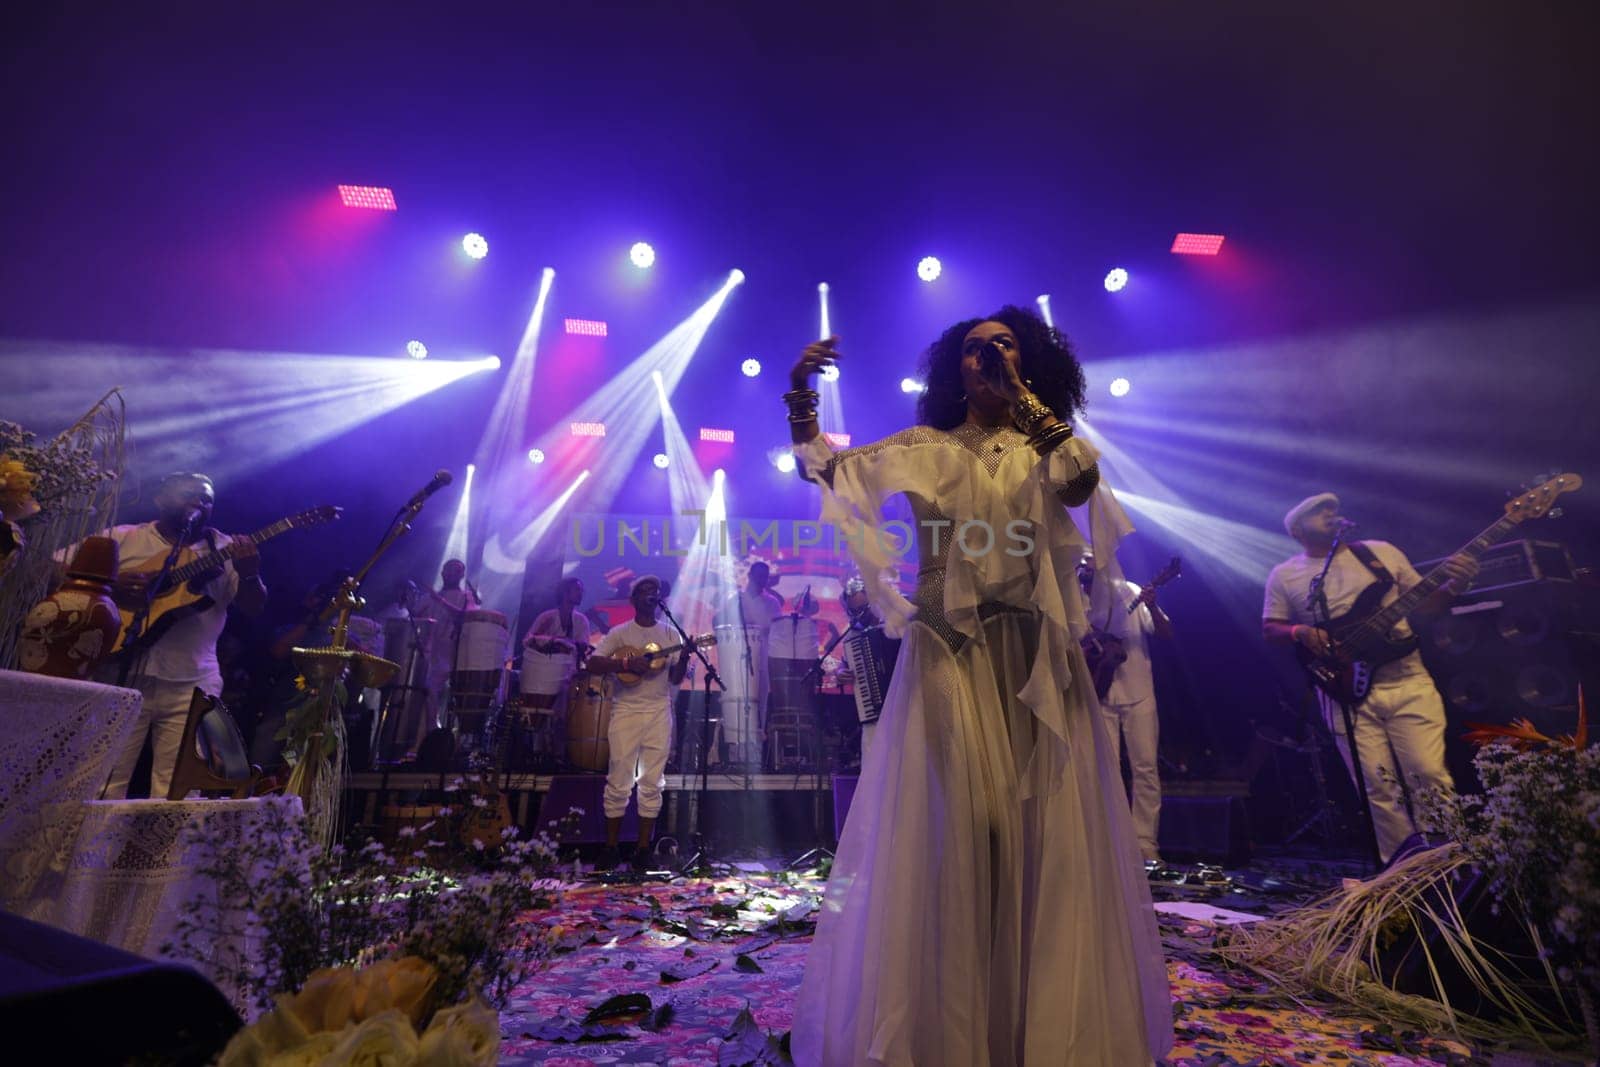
[
  {"left": 168, "top": 519, "right": 291, "bottom": 584},
  {"left": 1360, "top": 516, "right": 1519, "bottom": 632}
]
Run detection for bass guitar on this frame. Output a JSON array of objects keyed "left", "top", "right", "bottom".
[
  {"left": 1082, "top": 556, "right": 1182, "bottom": 700},
  {"left": 1298, "top": 472, "right": 1581, "bottom": 706},
  {"left": 112, "top": 505, "right": 342, "bottom": 654},
  {"left": 613, "top": 634, "right": 717, "bottom": 686}
]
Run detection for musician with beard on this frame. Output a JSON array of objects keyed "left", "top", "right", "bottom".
[{"left": 1263, "top": 492, "right": 1477, "bottom": 863}]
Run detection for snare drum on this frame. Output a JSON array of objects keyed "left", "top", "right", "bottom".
[
  {"left": 565, "top": 671, "right": 612, "bottom": 771},
  {"left": 769, "top": 615, "right": 818, "bottom": 659}
]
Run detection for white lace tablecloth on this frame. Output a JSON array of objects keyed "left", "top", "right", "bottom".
[{"left": 0, "top": 668, "right": 143, "bottom": 916}]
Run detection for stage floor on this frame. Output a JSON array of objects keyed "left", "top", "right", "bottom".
[{"left": 494, "top": 854, "right": 1484, "bottom": 1066}]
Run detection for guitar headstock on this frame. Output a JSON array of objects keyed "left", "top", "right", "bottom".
[
  {"left": 694, "top": 633, "right": 719, "bottom": 649},
  {"left": 289, "top": 505, "right": 343, "bottom": 528},
  {"left": 1505, "top": 474, "right": 1581, "bottom": 523},
  {"left": 1151, "top": 556, "right": 1182, "bottom": 587}
]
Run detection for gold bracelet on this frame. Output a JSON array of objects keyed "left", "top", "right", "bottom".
[
  {"left": 1030, "top": 422, "right": 1073, "bottom": 455},
  {"left": 1011, "top": 392, "right": 1053, "bottom": 437}
]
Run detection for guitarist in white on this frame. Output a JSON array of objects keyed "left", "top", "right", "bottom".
[
  {"left": 92, "top": 472, "right": 267, "bottom": 798},
  {"left": 585, "top": 575, "right": 691, "bottom": 870},
  {"left": 1263, "top": 492, "right": 1476, "bottom": 863}
]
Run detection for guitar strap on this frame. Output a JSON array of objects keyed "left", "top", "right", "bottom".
[{"left": 1345, "top": 541, "right": 1395, "bottom": 591}]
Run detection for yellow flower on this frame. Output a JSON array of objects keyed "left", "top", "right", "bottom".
[
  {"left": 327, "top": 1009, "right": 419, "bottom": 1067},
  {"left": 281, "top": 965, "right": 360, "bottom": 1033},
  {"left": 261, "top": 1030, "right": 340, "bottom": 1067},
  {"left": 416, "top": 999, "right": 499, "bottom": 1066},
  {"left": 354, "top": 956, "right": 438, "bottom": 1028},
  {"left": 0, "top": 458, "right": 38, "bottom": 494},
  {"left": 293, "top": 674, "right": 308, "bottom": 692}
]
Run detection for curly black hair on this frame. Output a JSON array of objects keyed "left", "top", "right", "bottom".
[{"left": 914, "top": 305, "right": 1088, "bottom": 430}]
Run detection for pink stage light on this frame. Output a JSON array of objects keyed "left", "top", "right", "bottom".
[
  {"left": 564, "top": 318, "right": 608, "bottom": 337},
  {"left": 338, "top": 185, "right": 397, "bottom": 211},
  {"left": 699, "top": 427, "right": 735, "bottom": 443},
  {"left": 570, "top": 422, "right": 607, "bottom": 437},
  {"left": 1170, "top": 233, "right": 1225, "bottom": 255},
  {"left": 823, "top": 432, "right": 852, "bottom": 447}
]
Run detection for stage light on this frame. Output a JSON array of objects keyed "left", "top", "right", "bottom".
[
  {"left": 741, "top": 358, "right": 761, "bottom": 377},
  {"left": 338, "top": 184, "right": 396, "bottom": 210},
  {"left": 774, "top": 452, "right": 797, "bottom": 473},
  {"left": 818, "top": 282, "right": 829, "bottom": 293},
  {"left": 406, "top": 340, "right": 428, "bottom": 360},
  {"left": 438, "top": 461, "right": 476, "bottom": 580},
  {"left": 477, "top": 355, "right": 501, "bottom": 371},
  {"left": 818, "top": 282, "right": 832, "bottom": 338},
  {"left": 820, "top": 364, "right": 839, "bottom": 382},
  {"left": 462, "top": 233, "right": 488, "bottom": 259},
  {"left": 699, "top": 427, "right": 735, "bottom": 443},
  {"left": 1036, "top": 294, "right": 1054, "bottom": 328},
  {"left": 652, "top": 453, "right": 669, "bottom": 469},
  {"left": 466, "top": 463, "right": 476, "bottom": 474},
  {"left": 1171, "top": 233, "right": 1226, "bottom": 255},
  {"left": 729, "top": 269, "right": 746, "bottom": 285},
  {"left": 564, "top": 318, "right": 608, "bottom": 337},
  {"left": 1109, "top": 377, "right": 1131, "bottom": 397},
  {"left": 527, "top": 448, "right": 546, "bottom": 464},
  {"left": 1104, "top": 268, "right": 1129, "bottom": 293},
  {"left": 917, "top": 256, "right": 942, "bottom": 282},
  {"left": 900, "top": 377, "right": 925, "bottom": 394},
  {"left": 630, "top": 242, "right": 656, "bottom": 268},
  {"left": 570, "top": 422, "right": 607, "bottom": 437}
]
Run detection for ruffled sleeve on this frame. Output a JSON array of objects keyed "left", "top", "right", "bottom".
[{"left": 794, "top": 433, "right": 920, "bottom": 637}]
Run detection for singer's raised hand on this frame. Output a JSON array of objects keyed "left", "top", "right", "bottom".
[{"left": 790, "top": 336, "right": 841, "bottom": 389}]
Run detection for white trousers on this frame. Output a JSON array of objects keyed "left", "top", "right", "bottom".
[
  {"left": 1101, "top": 697, "right": 1162, "bottom": 860},
  {"left": 103, "top": 675, "right": 217, "bottom": 799},
  {"left": 603, "top": 705, "right": 672, "bottom": 819},
  {"left": 1321, "top": 671, "right": 1454, "bottom": 863}
]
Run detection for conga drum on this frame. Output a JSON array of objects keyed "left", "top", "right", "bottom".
[
  {"left": 451, "top": 610, "right": 509, "bottom": 733},
  {"left": 519, "top": 647, "right": 571, "bottom": 710},
  {"left": 565, "top": 671, "right": 612, "bottom": 771}
]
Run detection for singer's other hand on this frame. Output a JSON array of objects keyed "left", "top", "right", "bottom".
[{"left": 791, "top": 336, "right": 841, "bottom": 389}]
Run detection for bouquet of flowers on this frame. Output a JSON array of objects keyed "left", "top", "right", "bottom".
[{"left": 218, "top": 957, "right": 499, "bottom": 1066}]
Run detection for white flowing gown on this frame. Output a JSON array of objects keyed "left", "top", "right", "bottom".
[{"left": 790, "top": 424, "right": 1172, "bottom": 1067}]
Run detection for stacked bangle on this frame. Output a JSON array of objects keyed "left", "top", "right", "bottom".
[
  {"left": 1010, "top": 392, "right": 1053, "bottom": 438},
  {"left": 1030, "top": 422, "right": 1073, "bottom": 455},
  {"left": 784, "top": 388, "right": 820, "bottom": 424}
]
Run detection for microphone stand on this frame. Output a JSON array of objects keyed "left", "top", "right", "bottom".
[
  {"left": 660, "top": 600, "right": 728, "bottom": 873},
  {"left": 1308, "top": 526, "right": 1383, "bottom": 871}
]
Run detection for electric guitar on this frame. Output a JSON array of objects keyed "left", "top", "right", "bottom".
[
  {"left": 612, "top": 634, "right": 717, "bottom": 686},
  {"left": 1082, "top": 556, "right": 1182, "bottom": 701},
  {"left": 111, "top": 505, "right": 342, "bottom": 654},
  {"left": 458, "top": 704, "right": 515, "bottom": 851},
  {"left": 1298, "top": 472, "right": 1582, "bottom": 706}
]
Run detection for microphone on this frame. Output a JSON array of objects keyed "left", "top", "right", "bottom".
[
  {"left": 1334, "top": 518, "right": 1359, "bottom": 532},
  {"left": 406, "top": 469, "right": 453, "bottom": 509},
  {"left": 980, "top": 340, "right": 1007, "bottom": 372}
]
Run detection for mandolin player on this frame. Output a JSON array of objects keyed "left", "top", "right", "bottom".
[
  {"left": 82, "top": 472, "right": 267, "bottom": 798},
  {"left": 1263, "top": 492, "right": 1477, "bottom": 863},
  {"left": 584, "top": 574, "right": 691, "bottom": 871}
]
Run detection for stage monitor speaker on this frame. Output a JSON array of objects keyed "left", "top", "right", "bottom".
[
  {"left": 1419, "top": 581, "right": 1598, "bottom": 785},
  {"left": 537, "top": 775, "right": 639, "bottom": 844},
  {"left": 1158, "top": 794, "right": 1251, "bottom": 865},
  {"left": 0, "top": 909, "right": 240, "bottom": 1065}
]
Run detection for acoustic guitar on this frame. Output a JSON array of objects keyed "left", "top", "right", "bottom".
[
  {"left": 458, "top": 704, "right": 516, "bottom": 851},
  {"left": 612, "top": 634, "right": 717, "bottom": 686},
  {"left": 112, "top": 505, "right": 342, "bottom": 655},
  {"left": 1081, "top": 556, "right": 1182, "bottom": 701},
  {"left": 1297, "top": 473, "right": 1581, "bottom": 706}
]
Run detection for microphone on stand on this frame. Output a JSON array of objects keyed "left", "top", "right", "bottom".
[
  {"left": 406, "top": 469, "right": 454, "bottom": 509},
  {"left": 1334, "top": 518, "right": 1359, "bottom": 532}
]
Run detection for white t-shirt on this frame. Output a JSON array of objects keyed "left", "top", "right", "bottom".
[
  {"left": 595, "top": 619, "right": 678, "bottom": 717},
  {"left": 107, "top": 522, "right": 240, "bottom": 684},
  {"left": 1263, "top": 540, "right": 1427, "bottom": 679},
  {"left": 1104, "top": 580, "right": 1156, "bottom": 707}
]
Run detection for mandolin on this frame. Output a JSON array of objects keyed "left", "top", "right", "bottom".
[
  {"left": 112, "top": 505, "right": 342, "bottom": 655},
  {"left": 612, "top": 634, "right": 717, "bottom": 686}
]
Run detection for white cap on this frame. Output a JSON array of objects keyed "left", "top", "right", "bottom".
[{"left": 1284, "top": 492, "right": 1338, "bottom": 537}]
